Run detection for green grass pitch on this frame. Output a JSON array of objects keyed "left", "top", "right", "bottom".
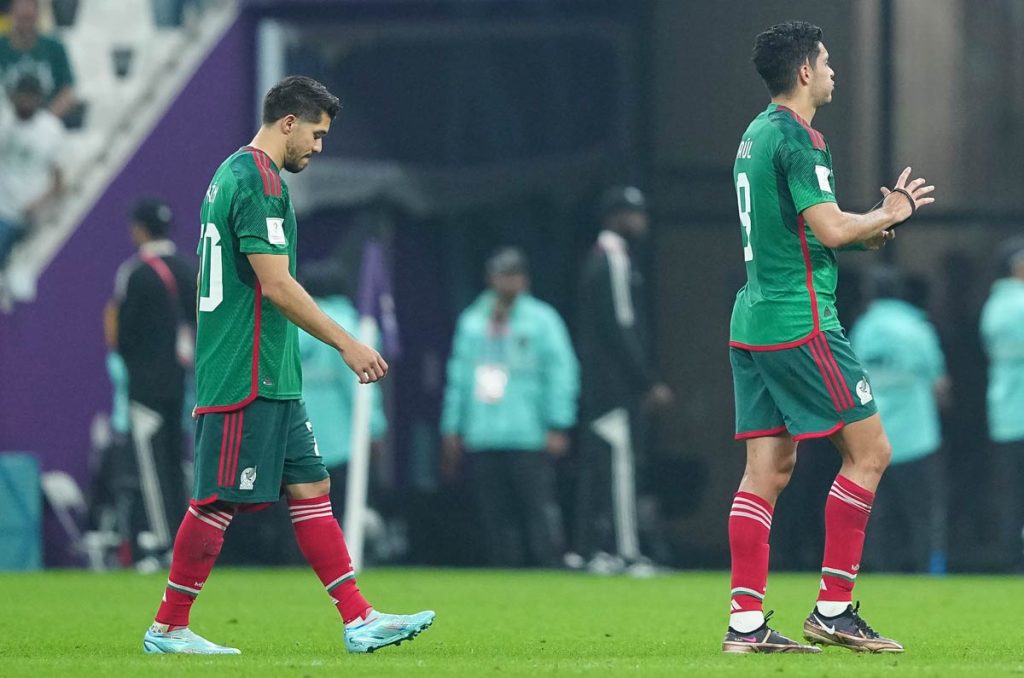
[{"left": 1, "top": 568, "right": 1021, "bottom": 676}]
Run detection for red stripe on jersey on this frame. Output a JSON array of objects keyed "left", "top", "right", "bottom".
[
  {"left": 249, "top": 150, "right": 272, "bottom": 196},
  {"left": 779, "top": 105, "right": 827, "bottom": 150},
  {"left": 817, "top": 334, "right": 855, "bottom": 409},
  {"left": 247, "top": 147, "right": 282, "bottom": 197},
  {"left": 797, "top": 215, "right": 820, "bottom": 334},
  {"left": 808, "top": 333, "right": 846, "bottom": 413}
]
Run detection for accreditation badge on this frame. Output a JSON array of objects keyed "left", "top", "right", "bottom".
[{"left": 474, "top": 364, "right": 509, "bottom": 403}]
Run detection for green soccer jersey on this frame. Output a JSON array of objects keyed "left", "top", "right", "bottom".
[
  {"left": 194, "top": 146, "right": 302, "bottom": 412},
  {"left": 730, "top": 103, "right": 841, "bottom": 348}
]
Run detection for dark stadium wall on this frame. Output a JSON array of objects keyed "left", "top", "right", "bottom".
[{"left": 0, "top": 17, "right": 255, "bottom": 488}]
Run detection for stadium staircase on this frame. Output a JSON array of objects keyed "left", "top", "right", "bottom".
[{"left": 2, "top": 0, "right": 236, "bottom": 308}]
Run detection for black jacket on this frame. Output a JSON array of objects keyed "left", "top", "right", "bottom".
[
  {"left": 576, "top": 231, "right": 655, "bottom": 415},
  {"left": 114, "top": 240, "right": 196, "bottom": 404}
]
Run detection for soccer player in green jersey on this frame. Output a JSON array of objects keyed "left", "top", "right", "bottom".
[
  {"left": 142, "top": 76, "right": 434, "bottom": 656},
  {"left": 721, "top": 22, "right": 934, "bottom": 654}
]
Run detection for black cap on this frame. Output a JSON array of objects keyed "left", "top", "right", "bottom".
[
  {"left": 863, "top": 265, "right": 907, "bottom": 301},
  {"left": 131, "top": 197, "right": 173, "bottom": 236},
  {"left": 486, "top": 247, "right": 529, "bottom": 277},
  {"left": 598, "top": 185, "right": 647, "bottom": 219},
  {"left": 996, "top": 236, "right": 1024, "bottom": 277},
  {"left": 11, "top": 73, "right": 43, "bottom": 96}
]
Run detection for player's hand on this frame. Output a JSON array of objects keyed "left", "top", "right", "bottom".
[
  {"left": 644, "top": 382, "right": 675, "bottom": 413},
  {"left": 546, "top": 431, "right": 570, "bottom": 458},
  {"left": 340, "top": 339, "right": 388, "bottom": 383},
  {"left": 880, "top": 166, "right": 935, "bottom": 224},
  {"left": 441, "top": 434, "right": 463, "bottom": 481},
  {"left": 862, "top": 229, "right": 895, "bottom": 250}
]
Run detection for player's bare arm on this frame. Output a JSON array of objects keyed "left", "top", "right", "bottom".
[
  {"left": 247, "top": 253, "right": 388, "bottom": 383},
  {"left": 803, "top": 167, "right": 935, "bottom": 249}
]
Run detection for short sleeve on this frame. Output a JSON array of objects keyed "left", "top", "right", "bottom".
[
  {"left": 49, "top": 39, "right": 74, "bottom": 90},
  {"left": 230, "top": 178, "right": 290, "bottom": 255},
  {"left": 779, "top": 140, "right": 837, "bottom": 214}
]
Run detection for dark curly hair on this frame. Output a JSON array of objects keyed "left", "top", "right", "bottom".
[{"left": 751, "top": 21, "right": 823, "bottom": 97}]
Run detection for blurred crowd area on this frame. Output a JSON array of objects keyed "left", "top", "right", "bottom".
[{"left": 0, "top": 0, "right": 227, "bottom": 304}]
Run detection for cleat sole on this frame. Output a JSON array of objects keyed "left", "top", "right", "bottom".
[{"left": 355, "top": 618, "right": 433, "bottom": 654}]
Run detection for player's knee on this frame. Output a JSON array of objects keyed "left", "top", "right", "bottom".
[
  {"left": 874, "top": 438, "right": 893, "bottom": 473},
  {"left": 855, "top": 436, "right": 892, "bottom": 476}
]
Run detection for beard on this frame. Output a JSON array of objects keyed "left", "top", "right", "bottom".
[{"left": 283, "top": 154, "right": 310, "bottom": 173}]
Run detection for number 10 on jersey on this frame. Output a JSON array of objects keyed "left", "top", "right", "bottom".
[
  {"left": 199, "top": 223, "right": 223, "bottom": 312},
  {"left": 735, "top": 172, "right": 753, "bottom": 261}
]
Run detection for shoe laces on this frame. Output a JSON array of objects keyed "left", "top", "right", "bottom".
[{"left": 849, "top": 601, "right": 879, "bottom": 638}]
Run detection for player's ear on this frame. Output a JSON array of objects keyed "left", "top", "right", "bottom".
[{"left": 279, "top": 114, "right": 297, "bottom": 135}]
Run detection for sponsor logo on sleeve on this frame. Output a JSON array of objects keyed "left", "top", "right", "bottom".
[{"left": 266, "top": 218, "right": 286, "bottom": 245}]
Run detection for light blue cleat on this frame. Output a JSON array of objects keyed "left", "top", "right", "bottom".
[
  {"left": 143, "top": 624, "right": 241, "bottom": 655},
  {"left": 344, "top": 610, "right": 435, "bottom": 653}
]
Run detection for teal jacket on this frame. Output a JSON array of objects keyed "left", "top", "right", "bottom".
[
  {"left": 850, "top": 299, "right": 946, "bottom": 463},
  {"left": 299, "top": 296, "right": 386, "bottom": 468},
  {"left": 441, "top": 291, "right": 580, "bottom": 451},
  {"left": 980, "top": 278, "right": 1024, "bottom": 443}
]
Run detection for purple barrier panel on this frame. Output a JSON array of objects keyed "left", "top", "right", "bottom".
[{"left": 0, "top": 16, "right": 255, "bottom": 488}]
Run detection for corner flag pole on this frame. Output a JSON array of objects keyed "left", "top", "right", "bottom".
[
  {"left": 344, "top": 240, "right": 399, "bottom": 572},
  {"left": 344, "top": 315, "right": 377, "bottom": 573}
]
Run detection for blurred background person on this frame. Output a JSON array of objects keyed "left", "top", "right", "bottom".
[
  {"left": 105, "top": 197, "right": 196, "bottom": 569},
  {"left": 0, "top": 73, "right": 62, "bottom": 287},
  {"left": 441, "top": 247, "right": 579, "bottom": 568},
  {"left": 0, "top": 0, "right": 75, "bottom": 121},
  {"left": 852, "top": 266, "right": 949, "bottom": 573},
  {"left": 299, "top": 259, "right": 387, "bottom": 513},
  {"left": 571, "top": 186, "right": 673, "bottom": 575},
  {"left": 980, "top": 238, "right": 1024, "bottom": 572}
]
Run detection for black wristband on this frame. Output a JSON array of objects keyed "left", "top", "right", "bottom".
[{"left": 891, "top": 187, "right": 916, "bottom": 217}]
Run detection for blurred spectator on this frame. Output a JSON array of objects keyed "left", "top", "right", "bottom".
[
  {"left": 571, "top": 186, "right": 673, "bottom": 575},
  {"left": 852, "top": 266, "right": 948, "bottom": 573},
  {"left": 0, "top": 72, "right": 62, "bottom": 275},
  {"left": 0, "top": 1, "right": 11, "bottom": 34},
  {"left": 298, "top": 259, "right": 387, "bottom": 511},
  {"left": 105, "top": 197, "right": 196, "bottom": 569},
  {"left": 980, "top": 238, "right": 1024, "bottom": 571},
  {"left": 0, "top": 0, "right": 75, "bottom": 121},
  {"left": 152, "top": 0, "right": 200, "bottom": 28},
  {"left": 441, "top": 247, "right": 579, "bottom": 567}
]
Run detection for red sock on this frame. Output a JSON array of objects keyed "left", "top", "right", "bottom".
[
  {"left": 818, "top": 475, "right": 874, "bottom": 603},
  {"left": 154, "top": 502, "right": 233, "bottom": 628},
  {"left": 288, "top": 496, "right": 371, "bottom": 623},
  {"left": 728, "top": 491, "right": 773, "bottom": 614}
]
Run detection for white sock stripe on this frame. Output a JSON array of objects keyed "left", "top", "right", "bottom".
[
  {"left": 325, "top": 570, "right": 356, "bottom": 591},
  {"left": 289, "top": 502, "right": 332, "bottom": 515},
  {"left": 830, "top": 481, "right": 873, "bottom": 509},
  {"left": 167, "top": 579, "right": 202, "bottom": 595},
  {"left": 192, "top": 506, "right": 232, "bottom": 526},
  {"left": 196, "top": 506, "right": 233, "bottom": 521},
  {"left": 829, "top": 491, "right": 870, "bottom": 515},
  {"left": 188, "top": 507, "right": 228, "bottom": 530},
  {"left": 732, "top": 497, "right": 772, "bottom": 523},
  {"left": 821, "top": 566, "right": 858, "bottom": 580},
  {"left": 828, "top": 487, "right": 871, "bottom": 513},
  {"left": 730, "top": 587, "right": 764, "bottom": 600},
  {"left": 729, "top": 510, "right": 772, "bottom": 531},
  {"left": 291, "top": 511, "right": 335, "bottom": 524}
]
